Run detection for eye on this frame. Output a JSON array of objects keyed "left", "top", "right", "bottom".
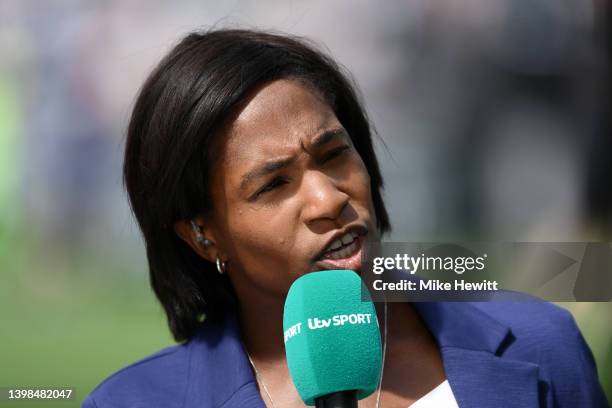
[
  {"left": 252, "top": 177, "right": 288, "bottom": 200},
  {"left": 321, "top": 145, "right": 351, "bottom": 163}
]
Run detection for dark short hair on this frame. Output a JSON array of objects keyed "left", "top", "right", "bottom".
[{"left": 123, "top": 28, "right": 391, "bottom": 342}]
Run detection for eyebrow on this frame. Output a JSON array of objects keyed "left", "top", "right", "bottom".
[
  {"left": 310, "top": 127, "right": 347, "bottom": 149},
  {"left": 239, "top": 127, "right": 348, "bottom": 192}
]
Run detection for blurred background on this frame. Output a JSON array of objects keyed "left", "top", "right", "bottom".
[{"left": 1, "top": 0, "right": 610, "bottom": 405}]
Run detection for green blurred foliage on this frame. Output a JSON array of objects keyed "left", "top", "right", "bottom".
[{"left": 0, "top": 225, "right": 172, "bottom": 408}]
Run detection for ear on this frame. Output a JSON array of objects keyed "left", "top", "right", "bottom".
[{"left": 174, "top": 217, "right": 220, "bottom": 264}]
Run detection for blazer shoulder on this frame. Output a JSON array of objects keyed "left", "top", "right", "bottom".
[
  {"left": 83, "top": 343, "right": 191, "bottom": 408},
  {"left": 471, "top": 299, "right": 588, "bottom": 358},
  {"left": 472, "top": 300, "right": 609, "bottom": 407},
  {"left": 471, "top": 297, "right": 576, "bottom": 337}
]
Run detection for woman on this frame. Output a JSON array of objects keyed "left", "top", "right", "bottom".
[{"left": 83, "top": 29, "right": 608, "bottom": 407}]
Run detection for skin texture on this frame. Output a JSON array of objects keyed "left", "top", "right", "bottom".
[{"left": 175, "top": 80, "right": 446, "bottom": 407}]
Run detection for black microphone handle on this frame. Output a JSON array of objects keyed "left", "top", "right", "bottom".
[{"left": 314, "top": 390, "right": 357, "bottom": 408}]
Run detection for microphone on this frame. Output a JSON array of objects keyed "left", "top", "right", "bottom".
[{"left": 283, "top": 270, "right": 382, "bottom": 407}]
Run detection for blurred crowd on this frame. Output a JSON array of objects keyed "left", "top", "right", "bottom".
[{"left": 1, "top": 0, "right": 610, "bottom": 254}]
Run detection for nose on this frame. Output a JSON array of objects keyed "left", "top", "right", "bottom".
[{"left": 300, "top": 170, "right": 350, "bottom": 227}]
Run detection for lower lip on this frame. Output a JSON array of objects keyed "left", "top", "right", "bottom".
[{"left": 315, "top": 235, "right": 365, "bottom": 272}]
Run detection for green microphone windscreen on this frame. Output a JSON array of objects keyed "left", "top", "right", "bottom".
[{"left": 283, "top": 270, "right": 382, "bottom": 406}]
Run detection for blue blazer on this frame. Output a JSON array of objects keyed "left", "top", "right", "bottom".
[{"left": 83, "top": 300, "right": 609, "bottom": 407}]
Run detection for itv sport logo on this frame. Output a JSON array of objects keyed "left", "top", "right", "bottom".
[{"left": 284, "top": 313, "right": 374, "bottom": 343}]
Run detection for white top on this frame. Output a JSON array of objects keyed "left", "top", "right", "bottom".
[{"left": 409, "top": 380, "right": 459, "bottom": 408}]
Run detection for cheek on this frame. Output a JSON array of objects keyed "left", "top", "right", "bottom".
[
  {"left": 225, "top": 210, "right": 309, "bottom": 291},
  {"left": 226, "top": 209, "right": 297, "bottom": 264},
  {"left": 345, "top": 158, "right": 373, "bottom": 204}
]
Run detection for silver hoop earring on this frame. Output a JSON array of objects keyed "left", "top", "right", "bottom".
[{"left": 216, "top": 256, "right": 226, "bottom": 275}]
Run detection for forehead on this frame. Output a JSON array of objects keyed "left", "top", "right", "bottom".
[{"left": 222, "top": 79, "right": 339, "bottom": 161}]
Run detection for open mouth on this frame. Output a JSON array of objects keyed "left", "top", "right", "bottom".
[
  {"left": 321, "top": 231, "right": 361, "bottom": 260},
  {"left": 315, "top": 229, "right": 366, "bottom": 271}
]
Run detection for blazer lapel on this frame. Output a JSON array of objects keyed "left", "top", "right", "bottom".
[{"left": 413, "top": 302, "right": 542, "bottom": 407}]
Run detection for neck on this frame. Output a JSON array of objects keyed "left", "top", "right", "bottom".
[
  {"left": 238, "top": 296, "right": 287, "bottom": 363},
  {"left": 386, "top": 302, "right": 433, "bottom": 349}
]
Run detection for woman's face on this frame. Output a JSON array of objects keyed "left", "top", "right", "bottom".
[{"left": 207, "top": 79, "right": 378, "bottom": 301}]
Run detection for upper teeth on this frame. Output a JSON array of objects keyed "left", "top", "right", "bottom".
[{"left": 327, "top": 231, "right": 358, "bottom": 252}]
